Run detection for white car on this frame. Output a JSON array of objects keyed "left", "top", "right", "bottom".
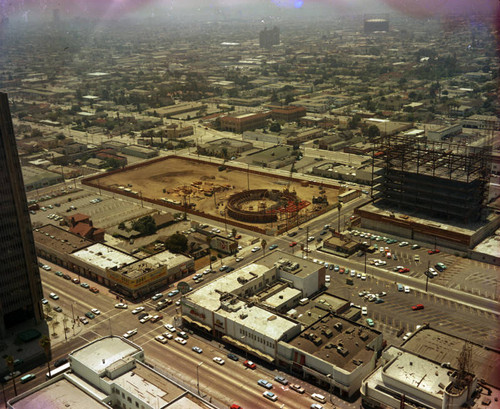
[
  {"left": 404, "top": 286, "right": 410, "bottom": 293},
  {"left": 251, "top": 246, "right": 261, "bottom": 252},
  {"left": 42, "top": 265, "right": 51, "bottom": 271},
  {"left": 162, "top": 332, "right": 174, "bottom": 339},
  {"left": 123, "top": 329, "right": 137, "bottom": 339},
  {"left": 350, "top": 270, "right": 356, "bottom": 277},
  {"left": 115, "top": 303, "right": 128, "bottom": 309},
  {"left": 164, "top": 324, "right": 176, "bottom": 332},
  {"left": 213, "top": 357, "right": 225, "bottom": 365},
  {"left": 49, "top": 292, "right": 59, "bottom": 300},
  {"left": 155, "top": 335, "right": 168, "bottom": 344},
  {"left": 235, "top": 257, "right": 243, "bottom": 262},
  {"left": 132, "top": 306, "right": 145, "bottom": 315},
  {"left": 91, "top": 308, "right": 101, "bottom": 315},
  {"left": 399, "top": 241, "right": 409, "bottom": 247},
  {"left": 139, "top": 315, "right": 152, "bottom": 324},
  {"left": 402, "top": 332, "right": 413, "bottom": 341},
  {"left": 175, "top": 337, "right": 187, "bottom": 345},
  {"left": 361, "top": 306, "right": 367, "bottom": 315},
  {"left": 307, "top": 236, "right": 315, "bottom": 242},
  {"left": 361, "top": 274, "right": 366, "bottom": 280},
  {"left": 325, "top": 275, "right": 330, "bottom": 282}
]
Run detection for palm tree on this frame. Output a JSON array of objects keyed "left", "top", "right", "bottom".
[
  {"left": 39, "top": 335, "right": 52, "bottom": 376},
  {"left": 337, "top": 202, "right": 342, "bottom": 233},
  {"left": 206, "top": 235, "right": 213, "bottom": 270},
  {"left": 261, "top": 239, "right": 267, "bottom": 257},
  {"left": 5, "top": 356, "right": 17, "bottom": 396}
]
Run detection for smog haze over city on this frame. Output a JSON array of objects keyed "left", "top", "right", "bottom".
[{"left": 0, "top": 0, "right": 499, "bottom": 408}]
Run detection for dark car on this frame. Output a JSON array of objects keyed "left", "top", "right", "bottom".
[
  {"left": 54, "top": 357, "right": 68, "bottom": 367},
  {"left": 138, "top": 312, "right": 148, "bottom": 320},
  {"left": 227, "top": 353, "right": 239, "bottom": 361},
  {"left": 63, "top": 274, "right": 71, "bottom": 280}
]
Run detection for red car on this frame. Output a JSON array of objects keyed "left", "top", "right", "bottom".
[
  {"left": 231, "top": 405, "right": 243, "bottom": 409},
  {"left": 428, "top": 249, "right": 440, "bottom": 254},
  {"left": 289, "top": 241, "right": 298, "bottom": 247},
  {"left": 243, "top": 360, "right": 256, "bottom": 369},
  {"left": 398, "top": 267, "right": 410, "bottom": 273},
  {"left": 89, "top": 287, "right": 99, "bottom": 293},
  {"left": 412, "top": 304, "right": 424, "bottom": 310}
]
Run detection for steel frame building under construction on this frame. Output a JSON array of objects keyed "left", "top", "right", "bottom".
[{"left": 371, "top": 135, "right": 491, "bottom": 224}]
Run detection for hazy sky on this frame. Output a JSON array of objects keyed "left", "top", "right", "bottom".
[{"left": 1, "top": 0, "right": 498, "bottom": 21}]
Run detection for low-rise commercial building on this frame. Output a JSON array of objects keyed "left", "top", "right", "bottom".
[
  {"left": 8, "top": 336, "right": 217, "bottom": 409},
  {"left": 220, "top": 111, "right": 270, "bottom": 133},
  {"left": 361, "top": 346, "right": 478, "bottom": 409}
]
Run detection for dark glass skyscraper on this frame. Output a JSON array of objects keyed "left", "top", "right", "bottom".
[{"left": 0, "top": 92, "right": 43, "bottom": 337}]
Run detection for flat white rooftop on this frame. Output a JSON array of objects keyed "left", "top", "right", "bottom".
[
  {"left": 10, "top": 377, "right": 108, "bottom": 409},
  {"left": 146, "top": 250, "right": 191, "bottom": 268},
  {"left": 71, "top": 337, "right": 141, "bottom": 376},
  {"left": 72, "top": 243, "right": 137, "bottom": 271}
]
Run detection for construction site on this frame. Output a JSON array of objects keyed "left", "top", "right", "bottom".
[
  {"left": 83, "top": 156, "right": 342, "bottom": 234},
  {"left": 355, "top": 135, "right": 498, "bottom": 252},
  {"left": 372, "top": 135, "right": 491, "bottom": 224}
]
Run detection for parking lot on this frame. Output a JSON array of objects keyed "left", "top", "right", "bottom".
[{"left": 347, "top": 230, "right": 500, "bottom": 302}]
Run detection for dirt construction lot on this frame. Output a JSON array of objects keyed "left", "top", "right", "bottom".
[{"left": 94, "top": 157, "right": 340, "bottom": 227}]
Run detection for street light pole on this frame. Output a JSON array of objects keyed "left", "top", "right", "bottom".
[{"left": 196, "top": 362, "right": 203, "bottom": 396}]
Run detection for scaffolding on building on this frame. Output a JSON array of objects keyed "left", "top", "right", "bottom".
[{"left": 371, "top": 135, "right": 491, "bottom": 224}]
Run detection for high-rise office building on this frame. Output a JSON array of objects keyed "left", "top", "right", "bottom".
[{"left": 0, "top": 92, "right": 43, "bottom": 337}]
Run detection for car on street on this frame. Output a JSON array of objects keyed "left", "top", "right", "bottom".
[
  {"left": 235, "top": 257, "right": 243, "bottom": 262},
  {"left": 307, "top": 236, "right": 314, "bottom": 242},
  {"left": 162, "top": 332, "right": 173, "bottom": 340},
  {"left": 41, "top": 298, "right": 48, "bottom": 304},
  {"left": 72, "top": 278, "right": 80, "bottom": 284},
  {"left": 428, "top": 249, "right": 440, "bottom": 254},
  {"left": 91, "top": 308, "right": 100, "bottom": 315},
  {"left": 412, "top": 304, "right": 424, "bottom": 310},
  {"left": 151, "top": 293, "right": 163, "bottom": 301},
  {"left": 164, "top": 324, "right": 176, "bottom": 332},
  {"left": 123, "top": 329, "right": 137, "bottom": 339},
  {"left": 290, "top": 383, "right": 305, "bottom": 393},
  {"left": 361, "top": 306, "right": 367, "bottom": 315},
  {"left": 54, "top": 270, "right": 63, "bottom": 277},
  {"left": 49, "top": 292, "right": 59, "bottom": 300},
  {"left": 53, "top": 306, "right": 62, "bottom": 312},
  {"left": 311, "top": 404, "right": 324, "bottom": 409},
  {"left": 263, "top": 391, "right": 277, "bottom": 401},
  {"left": 79, "top": 317, "right": 89, "bottom": 325},
  {"left": 213, "top": 357, "right": 225, "bottom": 365},
  {"left": 150, "top": 315, "right": 163, "bottom": 323},
  {"left": 435, "top": 262, "right": 447, "bottom": 272},
  {"left": 192, "top": 346, "right": 203, "bottom": 354},
  {"left": 89, "top": 287, "right": 99, "bottom": 293},
  {"left": 243, "top": 360, "right": 256, "bottom": 369},
  {"left": 175, "top": 337, "right": 187, "bottom": 345},
  {"left": 325, "top": 275, "right": 330, "bottom": 282},
  {"left": 227, "top": 353, "right": 239, "bottom": 361},
  {"left": 274, "top": 375, "right": 288, "bottom": 385},
  {"left": 132, "top": 306, "right": 145, "bottom": 315},
  {"left": 80, "top": 282, "right": 90, "bottom": 288},
  {"left": 85, "top": 311, "right": 95, "bottom": 319},
  {"left": 42, "top": 265, "right": 51, "bottom": 271},
  {"left": 155, "top": 335, "right": 168, "bottom": 344},
  {"left": 251, "top": 246, "right": 261, "bottom": 252},
  {"left": 258, "top": 379, "right": 273, "bottom": 389},
  {"left": 167, "top": 290, "right": 180, "bottom": 297},
  {"left": 269, "top": 244, "right": 278, "bottom": 250},
  {"left": 115, "top": 303, "right": 128, "bottom": 309},
  {"left": 414, "top": 255, "right": 420, "bottom": 262},
  {"left": 178, "top": 331, "right": 189, "bottom": 339},
  {"left": 404, "top": 286, "right": 410, "bottom": 293}
]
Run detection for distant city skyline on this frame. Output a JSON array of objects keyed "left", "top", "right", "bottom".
[{"left": 0, "top": 0, "right": 498, "bottom": 22}]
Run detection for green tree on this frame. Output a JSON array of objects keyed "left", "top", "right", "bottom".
[
  {"left": 132, "top": 215, "right": 156, "bottom": 235},
  {"left": 366, "top": 125, "right": 380, "bottom": 139},
  {"left": 269, "top": 122, "right": 281, "bottom": 132},
  {"left": 164, "top": 233, "right": 188, "bottom": 253},
  {"left": 348, "top": 114, "right": 361, "bottom": 129}
]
